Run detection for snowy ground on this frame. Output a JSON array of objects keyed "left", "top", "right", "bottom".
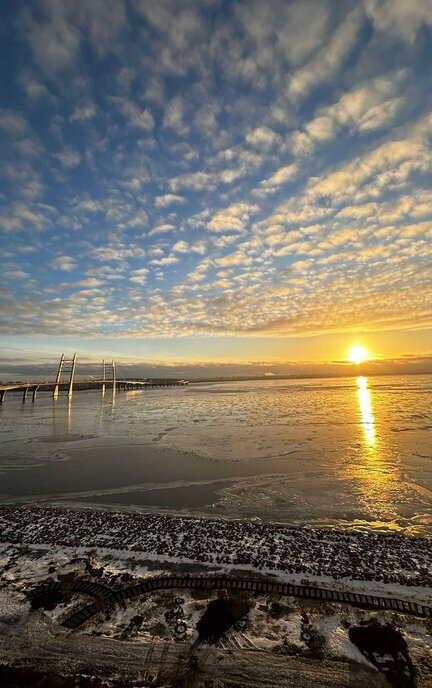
[
  {"left": 1, "top": 542, "right": 432, "bottom": 684},
  {"left": 1, "top": 506, "right": 431, "bottom": 685}
]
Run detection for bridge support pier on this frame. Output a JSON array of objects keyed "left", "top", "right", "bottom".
[
  {"left": 67, "top": 353, "right": 77, "bottom": 398},
  {"left": 101, "top": 360, "right": 116, "bottom": 394},
  {"left": 53, "top": 353, "right": 77, "bottom": 399},
  {"left": 32, "top": 387, "right": 38, "bottom": 402},
  {"left": 22, "top": 388, "right": 28, "bottom": 402},
  {"left": 0, "top": 390, "right": 5, "bottom": 403},
  {"left": 53, "top": 353, "right": 64, "bottom": 399}
]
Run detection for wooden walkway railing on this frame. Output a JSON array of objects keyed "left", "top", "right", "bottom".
[{"left": 27, "top": 574, "right": 432, "bottom": 630}]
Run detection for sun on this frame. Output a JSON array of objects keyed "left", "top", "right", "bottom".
[{"left": 348, "top": 345, "right": 369, "bottom": 364}]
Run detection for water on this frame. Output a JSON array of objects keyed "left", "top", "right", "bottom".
[{"left": 0, "top": 375, "right": 431, "bottom": 534}]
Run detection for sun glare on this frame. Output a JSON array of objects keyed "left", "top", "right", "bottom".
[{"left": 348, "top": 345, "right": 369, "bottom": 364}]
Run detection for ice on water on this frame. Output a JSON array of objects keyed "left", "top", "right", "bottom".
[{"left": 0, "top": 375, "right": 431, "bottom": 534}]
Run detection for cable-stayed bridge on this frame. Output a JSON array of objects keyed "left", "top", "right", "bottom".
[{"left": 0, "top": 353, "right": 188, "bottom": 403}]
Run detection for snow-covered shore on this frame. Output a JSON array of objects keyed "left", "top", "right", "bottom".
[
  {"left": 1, "top": 505, "right": 431, "bottom": 595},
  {"left": 1, "top": 505, "right": 432, "bottom": 687}
]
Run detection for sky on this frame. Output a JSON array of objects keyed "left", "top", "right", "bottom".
[{"left": 1, "top": 0, "right": 432, "bottom": 377}]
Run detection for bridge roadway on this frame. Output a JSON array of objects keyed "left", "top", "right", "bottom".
[
  {"left": 0, "top": 378, "right": 188, "bottom": 402},
  {"left": 28, "top": 573, "right": 432, "bottom": 630}
]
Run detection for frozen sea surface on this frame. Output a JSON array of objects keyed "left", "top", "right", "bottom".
[{"left": 0, "top": 375, "right": 431, "bottom": 534}]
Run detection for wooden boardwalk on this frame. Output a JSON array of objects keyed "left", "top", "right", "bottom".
[{"left": 27, "top": 574, "right": 432, "bottom": 629}]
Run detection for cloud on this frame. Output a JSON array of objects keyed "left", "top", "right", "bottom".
[
  {"left": 50, "top": 255, "right": 77, "bottom": 272},
  {"left": 255, "top": 164, "right": 298, "bottom": 196},
  {"left": 235, "top": 0, "right": 330, "bottom": 70},
  {"left": 90, "top": 245, "right": 146, "bottom": 262},
  {"left": 16, "top": 203, "right": 53, "bottom": 228},
  {"left": 19, "top": 0, "right": 127, "bottom": 77},
  {"left": 127, "top": 210, "right": 148, "bottom": 228},
  {"left": 133, "top": 1, "right": 205, "bottom": 78},
  {"left": 265, "top": 229, "right": 303, "bottom": 248},
  {"left": 129, "top": 268, "right": 149, "bottom": 285},
  {"left": 74, "top": 199, "right": 103, "bottom": 212},
  {"left": 149, "top": 255, "right": 180, "bottom": 266},
  {"left": 116, "top": 67, "right": 136, "bottom": 94},
  {"left": 155, "top": 194, "right": 186, "bottom": 208},
  {"left": 337, "top": 190, "right": 432, "bottom": 225},
  {"left": 309, "top": 138, "right": 432, "bottom": 203},
  {"left": 148, "top": 224, "right": 176, "bottom": 236},
  {"left": 207, "top": 203, "right": 259, "bottom": 234},
  {"left": 120, "top": 177, "right": 143, "bottom": 191},
  {"left": 20, "top": 3, "right": 81, "bottom": 76},
  {"left": 3, "top": 270, "right": 31, "bottom": 279},
  {"left": 365, "top": 0, "right": 432, "bottom": 42},
  {"left": 15, "top": 138, "right": 44, "bottom": 158},
  {"left": 0, "top": 216, "right": 22, "bottom": 232},
  {"left": 110, "top": 97, "right": 154, "bottom": 130},
  {"left": 1, "top": 160, "right": 44, "bottom": 199},
  {"left": 86, "top": 266, "right": 125, "bottom": 280},
  {"left": 75, "top": 278, "right": 104, "bottom": 287},
  {"left": 55, "top": 147, "right": 81, "bottom": 169},
  {"left": 0, "top": 109, "right": 28, "bottom": 136},
  {"left": 18, "top": 73, "right": 49, "bottom": 100},
  {"left": 69, "top": 104, "right": 96, "bottom": 122},
  {"left": 90, "top": 247, "right": 128, "bottom": 262},
  {"left": 304, "top": 116, "right": 336, "bottom": 142},
  {"left": 75, "top": 0, "right": 127, "bottom": 56},
  {"left": 286, "top": 72, "right": 408, "bottom": 159},
  {"left": 0, "top": 202, "right": 52, "bottom": 232},
  {"left": 246, "top": 126, "right": 280, "bottom": 149},
  {"left": 172, "top": 240, "right": 190, "bottom": 253},
  {"left": 288, "top": 6, "right": 364, "bottom": 101},
  {"left": 169, "top": 171, "right": 214, "bottom": 192},
  {"left": 163, "top": 97, "right": 189, "bottom": 135},
  {"left": 309, "top": 71, "right": 406, "bottom": 142},
  {"left": 216, "top": 251, "right": 253, "bottom": 267},
  {"left": 185, "top": 259, "right": 211, "bottom": 283},
  {"left": 194, "top": 102, "right": 220, "bottom": 136},
  {"left": 190, "top": 239, "right": 206, "bottom": 255}
]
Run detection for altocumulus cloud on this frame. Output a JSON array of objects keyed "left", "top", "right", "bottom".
[{"left": 0, "top": 0, "right": 432, "bottom": 345}]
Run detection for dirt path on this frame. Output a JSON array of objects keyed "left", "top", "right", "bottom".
[{"left": 0, "top": 614, "right": 390, "bottom": 687}]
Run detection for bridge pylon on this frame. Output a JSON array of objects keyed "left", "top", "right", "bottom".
[
  {"left": 53, "top": 353, "right": 77, "bottom": 399},
  {"left": 102, "top": 360, "right": 116, "bottom": 393}
]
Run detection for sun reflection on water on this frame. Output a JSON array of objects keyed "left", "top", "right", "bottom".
[
  {"left": 354, "top": 376, "right": 404, "bottom": 528},
  {"left": 357, "top": 376, "right": 375, "bottom": 448}
]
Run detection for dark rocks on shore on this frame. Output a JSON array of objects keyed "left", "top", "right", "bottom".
[{"left": 1, "top": 506, "right": 431, "bottom": 589}]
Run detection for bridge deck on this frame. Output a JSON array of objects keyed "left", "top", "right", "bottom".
[
  {"left": 0, "top": 379, "right": 188, "bottom": 402},
  {"left": 0, "top": 379, "right": 188, "bottom": 391}
]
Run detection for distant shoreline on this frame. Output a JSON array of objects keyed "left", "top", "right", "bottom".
[
  {"left": 1, "top": 369, "right": 431, "bottom": 388},
  {"left": 187, "top": 370, "right": 432, "bottom": 383}
]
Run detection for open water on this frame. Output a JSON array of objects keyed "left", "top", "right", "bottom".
[{"left": 0, "top": 375, "right": 431, "bottom": 534}]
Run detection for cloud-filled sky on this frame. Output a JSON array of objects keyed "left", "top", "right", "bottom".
[{"left": 1, "top": 0, "right": 432, "bottom": 369}]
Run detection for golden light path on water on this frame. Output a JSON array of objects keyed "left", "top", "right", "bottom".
[
  {"left": 355, "top": 375, "right": 402, "bottom": 529},
  {"left": 357, "top": 376, "right": 375, "bottom": 447}
]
